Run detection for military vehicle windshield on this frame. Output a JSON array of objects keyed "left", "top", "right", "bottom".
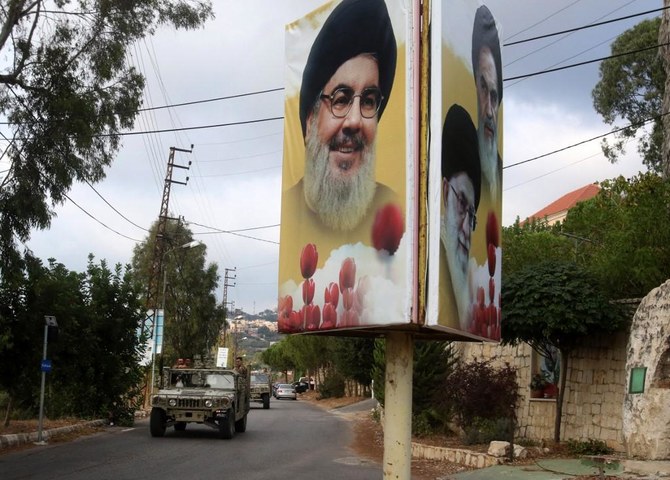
[{"left": 169, "top": 370, "right": 235, "bottom": 389}]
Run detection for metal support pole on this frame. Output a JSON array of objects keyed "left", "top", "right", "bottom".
[
  {"left": 150, "top": 267, "right": 167, "bottom": 394},
  {"left": 36, "top": 323, "right": 49, "bottom": 445},
  {"left": 383, "top": 331, "right": 413, "bottom": 479}
]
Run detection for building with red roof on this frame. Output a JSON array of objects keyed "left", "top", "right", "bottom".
[{"left": 524, "top": 183, "right": 601, "bottom": 226}]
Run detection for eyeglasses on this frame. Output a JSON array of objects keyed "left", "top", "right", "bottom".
[
  {"left": 450, "top": 184, "right": 477, "bottom": 231},
  {"left": 319, "top": 87, "right": 383, "bottom": 119}
]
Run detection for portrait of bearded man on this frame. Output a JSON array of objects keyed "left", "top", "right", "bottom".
[{"left": 278, "top": 0, "right": 407, "bottom": 330}]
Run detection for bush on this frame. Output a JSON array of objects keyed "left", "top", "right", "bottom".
[
  {"left": 566, "top": 438, "right": 613, "bottom": 455},
  {"left": 463, "top": 417, "right": 513, "bottom": 445},
  {"left": 319, "top": 371, "right": 345, "bottom": 399},
  {"left": 436, "top": 360, "right": 519, "bottom": 430}
]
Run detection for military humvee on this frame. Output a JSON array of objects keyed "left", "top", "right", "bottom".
[
  {"left": 250, "top": 371, "right": 271, "bottom": 409},
  {"left": 150, "top": 367, "right": 250, "bottom": 439}
]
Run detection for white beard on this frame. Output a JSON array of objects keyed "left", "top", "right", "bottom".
[
  {"left": 478, "top": 120, "right": 499, "bottom": 199},
  {"left": 304, "top": 121, "right": 377, "bottom": 232},
  {"left": 440, "top": 211, "right": 471, "bottom": 329}
]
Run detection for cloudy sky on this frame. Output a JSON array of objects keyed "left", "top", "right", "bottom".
[{"left": 16, "top": 0, "right": 661, "bottom": 314}]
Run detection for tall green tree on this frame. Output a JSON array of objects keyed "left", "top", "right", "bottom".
[
  {"left": 131, "top": 220, "right": 224, "bottom": 364},
  {"left": 372, "top": 339, "right": 458, "bottom": 434},
  {"left": 501, "top": 260, "right": 625, "bottom": 443},
  {"left": 0, "top": 253, "right": 144, "bottom": 425},
  {"left": 0, "top": 1, "right": 213, "bottom": 274},
  {"left": 592, "top": 17, "right": 665, "bottom": 173},
  {"left": 502, "top": 219, "right": 573, "bottom": 276},
  {"left": 561, "top": 172, "right": 670, "bottom": 298}
]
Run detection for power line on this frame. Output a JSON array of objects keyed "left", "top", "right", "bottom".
[
  {"left": 63, "top": 193, "right": 142, "bottom": 242},
  {"left": 504, "top": 6, "right": 668, "bottom": 47},
  {"left": 503, "top": 41, "right": 669, "bottom": 82},
  {"left": 503, "top": 0, "right": 582, "bottom": 42},
  {"left": 503, "top": 111, "right": 668, "bottom": 170},
  {"left": 135, "top": 87, "right": 284, "bottom": 114},
  {"left": 188, "top": 220, "right": 279, "bottom": 233},
  {"left": 96, "top": 116, "right": 284, "bottom": 137},
  {"left": 187, "top": 220, "right": 279, "bottom": 245},
  {"left": 85, "top": 179, "right": 149, "bottom": 232}
]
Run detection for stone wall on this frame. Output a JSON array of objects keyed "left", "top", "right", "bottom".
[
  {"left": 457, "top": 331, "right": 628, "bottom": 450},
  {"left": 623, "top": 280, "right": 670, "bottom": 460}
]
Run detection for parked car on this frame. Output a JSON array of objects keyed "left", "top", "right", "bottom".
[
  {"left": 292, "top": 380, "right": 308, "bottom": 393},
  {"left": 274, "top": 383, "right": 297, "bottom": 400}
]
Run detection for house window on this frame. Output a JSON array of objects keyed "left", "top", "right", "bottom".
[{"left": 530, "top": 345, "right": 560, "bottom": 399}]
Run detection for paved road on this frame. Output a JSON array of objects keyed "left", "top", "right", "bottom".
[{"left": 0, "top": 399, "right": 381, "bottom": 480}]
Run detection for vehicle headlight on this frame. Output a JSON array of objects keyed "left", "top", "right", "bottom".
[
  {"left": 204, "top": 399, "right": 213, "bottom": 408},
  {"left": 168, "top": 398, "right": 177, "bottom": 407},
  {"left": 152, "top": 395, "right": 163, "bottom": 406}
]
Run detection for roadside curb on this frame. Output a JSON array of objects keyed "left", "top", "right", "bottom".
[{"left": 0, "top": 419, "right": 106, "bottom": 450}]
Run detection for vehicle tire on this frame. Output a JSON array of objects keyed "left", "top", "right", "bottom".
[
  {"left": 218, "top": 409, "right": 235, "bottom": 439},
  {"left": 150, "top": 408, "right": 166, "bottom": 437},
  {"left": 174, "top": 422, "right": 186, "bottom": 431},
  {"left": 262, "top": 393, "right": 270, "bottom": 409},
  {"left": 234, "top": 413, "right": 247, "bottom": 433}
]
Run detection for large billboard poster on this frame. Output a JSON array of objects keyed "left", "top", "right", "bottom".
[
  {"left": 278, "top": 0, "right": 413, "bottom": 333},
  {"left": 426, "top": 0, "right": 503, "bottom": 341}
]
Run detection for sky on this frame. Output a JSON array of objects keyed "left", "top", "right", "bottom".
[{"left": 11, "top": 0, "right": 662, "bottom": 314}]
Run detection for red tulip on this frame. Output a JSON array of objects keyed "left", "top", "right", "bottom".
[
  {"left": 324, "top": 282, "right": 340, "bottom": 308},
  {"left": 289, "top": 310, "right": 303, "bottom": 331},
  {"left": 476, "top": 286, "right": 486, "bottom": 307},
  {"left": 305, "top": 304, "right": 321, "bottom": 330},
  {"left": 339, "top": 258, "right": 356, "bottom": 291},
  {"left": 342, "top": 287, "right": 355, "bottom": 310},
  {"left": 322, "top": 303, "right": 337, "bottom": 329},
  {"left": 371, "top": 203, "right": 405, "bottom": 255},
  {"left": 341, "top": 309, "right": 359, "bottom": 327},
  {"left": 489, "top": 277, "right": 495, "bottom": 304},
  {"left": 278, "top": 295, "right": 293, "bottom": 316},
  {"left": 302, "top": 278, "right": 315, "bottom": 304},
  {"left": 300, "top": 243, "right": 318, "bottom": 279},
  {"left": 278, "top": 314, "right": 289, "bottom": 332},
  {"left": 487, "top": 243, "right": 496, "bottom": 277},
  {"left": 486, "top": 211, "right": 499, "bottom": 248}
]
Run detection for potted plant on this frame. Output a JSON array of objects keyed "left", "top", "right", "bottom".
[{"left": 529, "top": 374, "right": 547, "bottom": 398}]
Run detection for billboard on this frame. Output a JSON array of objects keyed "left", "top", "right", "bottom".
[
  {"left": 425, "top": 0, "right": 503, "bottom": 341},
  {"left": 278, "top": 0, "right": 415, "bottom": 333}
]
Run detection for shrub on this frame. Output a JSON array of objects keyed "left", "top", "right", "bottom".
[
  {"left": 566, "top": 438, "right": 613, "bottom": 455},
  {"left": 439, "top": 359, "right": 520, "bottom": 429},
  {"left": 463, "top": 417, "right": 513, "bottom": 445},
  {"left": 319, "top": 371, "right": 345, "bottom": 399}
]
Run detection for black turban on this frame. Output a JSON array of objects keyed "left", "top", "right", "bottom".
[
  {"left": 471, "top": 5, "right": 502, "bottom": 103},
  {"left": 299, "top": 0, "right": 397, "bottom": 138},
  {"left": 442, "top": 105, "right": 481, "bottom": 210}
]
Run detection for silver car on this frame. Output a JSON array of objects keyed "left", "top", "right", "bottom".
[{"left": 274, "top": 383, "right": 297, "bottom": 400}]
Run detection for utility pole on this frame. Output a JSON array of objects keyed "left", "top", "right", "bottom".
[
  {"left": 660, "top": 0, "right": 670, "bottom": 179},
  {"left": 143, "top": 146, "right": 193, "bottom": 341},
  {"left": 221, "top": 267, "right": 236, "bottom": 347}
]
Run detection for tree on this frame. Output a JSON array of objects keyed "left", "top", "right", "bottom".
[
  {"left": 501, "top": 260, "right": 625, "bottom": 442},
  {"left": 561, "top": 172, "right": 670, "bottom": 299},
  {"left": 0, "top": 1, "right": 213, "bottom": 274},
  {"left": 592, "top": 17, "right": 665, "bottom": 173},
  {"left": 0, "top": 253, "right": 144, "bottom": 425},
  {"left": 660, "top": 0, "right": 670, "bottom": 179},
  {"left": 502, "top": 219, "right": 573, "bottom": 276},
  {"left": 372, "top": 339, "right": 458, "bottom": 434},
  {"left": 131, "top": 220, "right": 224, "bottom": 364}
]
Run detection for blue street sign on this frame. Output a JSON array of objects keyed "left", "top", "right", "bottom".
[{"left": 41, "top": 359, "right": 52, "bottom": 373}]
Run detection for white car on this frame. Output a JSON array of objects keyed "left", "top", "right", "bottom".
[{"left": 274, "top": 383, "right": 297, "bottom": 400}]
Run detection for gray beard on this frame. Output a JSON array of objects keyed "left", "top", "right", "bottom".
[
  {"left": 440, "top": 212, "right": 470, "bottom": 327},
  {"left": 478, "top": 121, "right": 499, "bottom": 197},
  {"left": 304, "top": 124, "right": 377, "bottom": 232}
]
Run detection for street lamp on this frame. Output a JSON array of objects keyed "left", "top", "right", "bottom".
[{"left": 150, "top": 240, "right": 204, "bottom": 392}]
